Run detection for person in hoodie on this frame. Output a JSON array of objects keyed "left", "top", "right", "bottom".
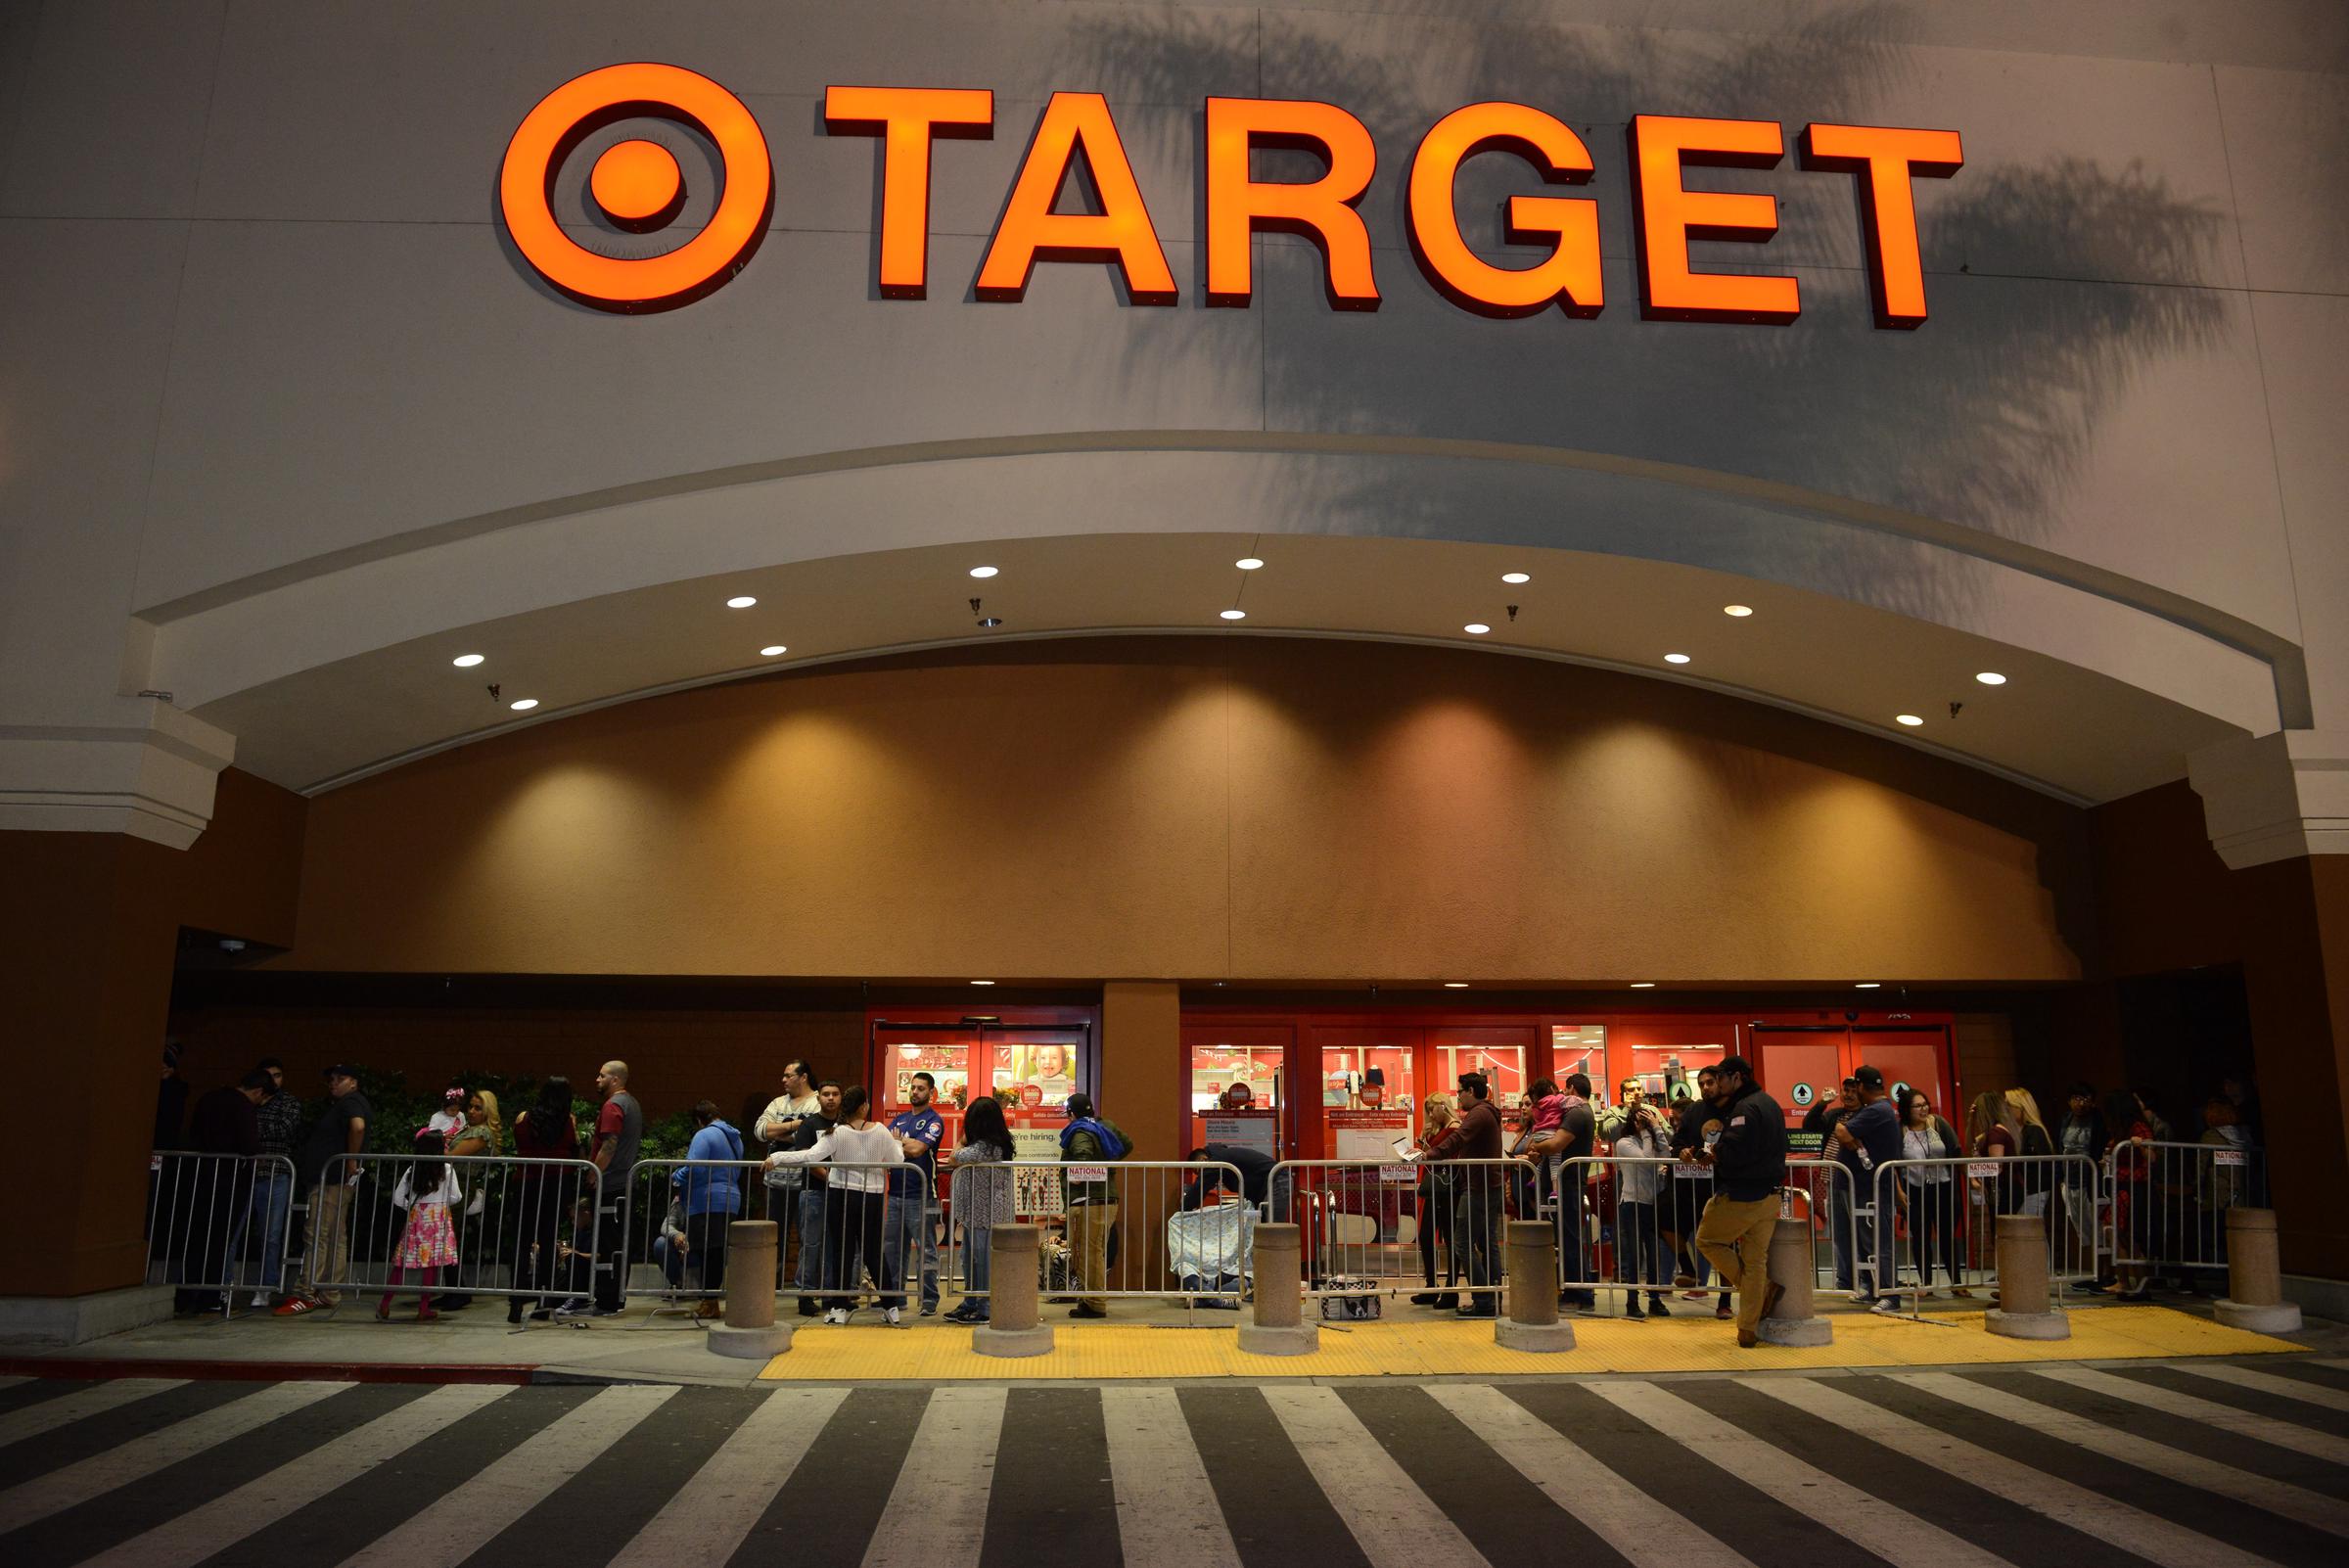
[{"left": 672, "top": 1099, "right": 746, "bottom": 1316}]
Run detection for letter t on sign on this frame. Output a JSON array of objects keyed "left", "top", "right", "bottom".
[
  {"left": 1801, "top": 122, "right": 1963, "bottom": 328},
  {"left": 824, "top": 86, "right": 995, "bottom": 300}
]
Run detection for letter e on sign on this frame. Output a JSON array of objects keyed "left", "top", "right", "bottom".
[{"left": 1627, "top": 114, "right": 1798, "bottom": 323}]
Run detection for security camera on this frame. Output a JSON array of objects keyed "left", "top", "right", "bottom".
[{"left": 1843, "top": 1010, "right": 1859, "bottom": 1023}]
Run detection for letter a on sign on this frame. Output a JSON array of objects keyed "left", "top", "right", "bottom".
[{"left": 977, "top": 92, "right": 1176, "bottom": 303}]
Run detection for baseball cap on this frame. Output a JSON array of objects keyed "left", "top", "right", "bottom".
[
  {"left": 1853, "top": 1065, "right": 1885, "bottom": 1089},
  {"left": 323, "top": 1063, "right": 363, "bottom": 1083}
]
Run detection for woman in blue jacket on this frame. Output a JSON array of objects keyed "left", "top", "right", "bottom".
[{"left": 673, "top": 1100, "right": 746, "bottom": 1315}]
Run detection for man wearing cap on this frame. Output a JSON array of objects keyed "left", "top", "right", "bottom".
[
  {"left": 1689, "top": 1054, "right": 1789, "bottom": 1346},
  {"left": 276, "top": 1065, "right": 371, "bottom": 1314},
  {"left": 1834, "top": 1065, "right": 1905, "bottom": 1312}
]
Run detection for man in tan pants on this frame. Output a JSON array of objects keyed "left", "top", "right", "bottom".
[{"left": 1688, "top": 1055, "right": 1789, "bottom": 1347}]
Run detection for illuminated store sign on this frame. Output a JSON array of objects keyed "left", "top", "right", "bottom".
[{"left": 500, "top": 63, "right": 1962, "bottom": 326}]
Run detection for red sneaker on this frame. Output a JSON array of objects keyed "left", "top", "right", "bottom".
[{"left": 272, "top": 1296, "right": 321, "bottom": 1316}]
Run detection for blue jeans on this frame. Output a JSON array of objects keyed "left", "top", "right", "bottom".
[
  {"left": 1619, "top": 1200, "right": 1667, "bottom": 1290},
  {"left": 963, "top": 1220, "right": 991, "bottom": 1319},
  {"left": 229, "top": 1169, "right": 293, "bottom": 1289},
  {"left": 1553, "top": 1167, "right": 1591, "bottom": 1302},
  {"left": 796, "top": 1187, "right": 827, "bottom": 1295},
  {"left": 887, "top": 1196, "right": 940, "bottom": 1310}
]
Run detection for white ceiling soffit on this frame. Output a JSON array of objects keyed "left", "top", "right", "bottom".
[{"left": 183, "top": 531, "right": 2255, "bottom": 804}]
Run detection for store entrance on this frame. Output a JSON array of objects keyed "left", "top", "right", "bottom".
[{"left": 869, "top": 1011, "right": 1096, "bottom": 1165}]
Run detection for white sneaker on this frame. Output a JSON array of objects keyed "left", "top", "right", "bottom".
[
  {"left": 249, "top": 1291, "right": 272, "bottom": 1308},
  {"left": 823, "top": 1308, "right": 849, "bottom": 1325},
  {"left": 885, "top": 1307, "right": 901, "bottom": 1325},
  {"left": 1870, "top": 1296, "right": 1904, "bottom": 1314}
]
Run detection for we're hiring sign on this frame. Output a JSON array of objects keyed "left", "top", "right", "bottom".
[{"left": 500, "top": 64, "right": 1960, "bottom": 325}]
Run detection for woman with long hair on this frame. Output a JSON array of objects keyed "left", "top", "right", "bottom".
[
  {"left": 1410, "top": 1093, "right": 1460, "bottom": 1307},
  {"left": 509, "top": 1077, "right": 580, "bottom": 1323},
  {"left": 1612, "top": 1099, "right": 1673, "bottom": 1318},
  {"left": 1898, "top": 1087, "right": 1967, "bottom": 1299},
  {"left": 765, "top": 1085, "right": 905, "bottom": 1324},
  {"left": 942, "top": 1095, "right": 1015, "bottom": 1323}
]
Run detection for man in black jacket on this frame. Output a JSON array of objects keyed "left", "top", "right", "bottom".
[{"left": 1690, "top": 1055, "right": 1789, "bottom": 1347}]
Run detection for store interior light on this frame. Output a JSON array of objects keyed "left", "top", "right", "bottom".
[
  {"left": 509, "top": 698, "right": 539, "bottom": 712},
  {"left": 1976, "top": 670, "right": 2007, "bottom": 685},
  {"left": 969, "top": 566, "right": 998, "bottom": 578},
  {"left": 1235, "top": 557, "right": 1265, "bottom": 571},
  {"left": 1221, "top": 609, "right": 1247, "bottom": 621},
  {"left": 1463, "top": 623, "right": 1491, "bottom": 635},
  {"left": 1855, "top": 982, "right": 1882, "bottom": 989},
  {"left": 760, "top": 645, "right": 787, "bottom": 657},
  {"left": 970, "top": 979, "right": 995, "bottom": 986},
  {"left": 1443, "top": 982, "right": 1468, "bottom": 989},
  {"left": 1896, "top": 714, "right": 1924, "bottom": 727},
  {"left": 1664, "top": 653, "right": 1691, "bottom": 665},
  {"left": 726, "top": 595, "right": 757, "bottom": 609},
  {"left": 451, "top": 653, "right": 484, "bottom": 669},
  {"left": 1723, "top": 604, "right": 1753, "bottom": 618},
  {"left": 1630, "top": 982, "right": 1656, "bottom": 989},
  {"left": 1501, "top": 572, "right": 1531, "bottom": 584}
]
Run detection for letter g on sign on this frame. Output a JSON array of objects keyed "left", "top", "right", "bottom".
[{"left": 498, "top": 63, "right": 773, "bottom": 312}]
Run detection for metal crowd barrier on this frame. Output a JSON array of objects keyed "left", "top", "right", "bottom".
[
  {"left": 305, "top": 1152, "right": 603, "bottom": 1315},
  {"left": 622, "top": 1159, "right": 934, "bottom": 1319},
  {"left": 1857, "top": 1152, "right": 2099, "bottom": 1315},
  {"left": 974, "top": 1160, "right": 1247, "bottom": 1311},
  {"left": 1266, "top": 1157, "right": 1537, "bottom": 1312},
  {"left": 146, "top": 1152, "right": 299, "bottom": 1315},
  {"left": 1550, "top": 1155, "right": 1856, "bottom": 1314},
  {"left": 2104, "top": 1137, "right": 2268, "bottom": 1284}
]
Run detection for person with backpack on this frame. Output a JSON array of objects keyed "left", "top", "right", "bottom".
[
  {"left": 1060, "top": 1091, "right": 1128, "bottom": 1318},
  {"left": 673, "top": 1100, "right": 746, "bottom": 1318}
]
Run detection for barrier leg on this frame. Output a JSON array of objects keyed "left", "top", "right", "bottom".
[
  {"left": 973, "top": 1224, "right": 1055, "bottom": 1358},
  {"left": 707, "top": 1221, "right": 792, "bottom": 1359},
  {"left": 1237, "top": 1222, "right": 1317, "bottom": 1356},
  {"left": 1496, "top": 1220, "right": 1575, "bottom": 1352},
  {"left": 1756, "top": 1218, "right": 1831, "bottom": 1347},
  {"left": 2215, "top": 1209, "right": 2303, "bottom": 1333},
  {"left": 1986, "top": 1213, "right": 2069, "bottom": 1340}
]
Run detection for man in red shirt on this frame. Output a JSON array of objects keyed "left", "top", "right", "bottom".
[{"left": 565, "top": 1059, "right": 640, "bottom": 1318}]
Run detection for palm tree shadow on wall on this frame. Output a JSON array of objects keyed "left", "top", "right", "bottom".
[{"left": 1064, "top": 1, "right": 2232, "bottom": 628}]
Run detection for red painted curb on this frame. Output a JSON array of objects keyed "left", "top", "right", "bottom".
[{"left": 0, "top": 1358, "right": 539, "bottom": 1385}]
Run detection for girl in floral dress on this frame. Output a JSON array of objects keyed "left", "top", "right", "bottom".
[{"left": 381, "top": 1124, "right": 461, "bottom": 1320}]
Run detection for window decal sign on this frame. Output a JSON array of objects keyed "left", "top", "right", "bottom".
[{"left": 500, "top": 66, "right": 1960, "bottom": 325}]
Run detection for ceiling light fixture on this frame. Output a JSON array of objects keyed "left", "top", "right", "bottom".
[
  {"left": 1463, "top": 623, "right": 1491, "bottom": 635},
  {"left": 1221, "top": 609, "right": 1247, "bottom": 621},
  {"left": 1855, "top": 982, "right": 1882, "bottom": 990},
  {"left": 1975, "top": 671, "right": 2007, "bottom": 685},
  {"left": 726, "top": 595, "right": 757, "bottom": 609},
  {"left": 1235, "top": 557, "right": 1265, "bottom": 571},
  {"left": 760, "top": 645, "right": 787, "bottom": 657},
  {"left": 1630, "top": 982, "right": 1657, "bottom": 989},
  {"left": 1443, "top": 982, "right": 1469, "bottom": 989},
  {"left": 1723, "top": 604, "right": 1753, "bottom": 618},
  {"left": 1501, "top": 572, "right": 1531, "bottom": 584},
  {"left": 970, "top": 979, "right": 995, "bottom": 986},
  {"left": 509, "top": 698, "right": 539, "bottom": 712},
  {"left": 1664, "top": 653, "right": 1691, "bottom": 665},
  {"left": 969, "top": 566, "right": 998, "bottom": 578},
  {"left": 1896, "top": 714, "right": 1923, "bottom": 726},
  {"left": 451, "top": 653, "right": 484, "bottom": 669}
]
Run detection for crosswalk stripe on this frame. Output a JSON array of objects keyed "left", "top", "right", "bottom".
[
  {"left": 0, "top": 1379, "right": 187, "bottom": 1450},
  {"left": 0, "top": 1381, "right": 344, "bottom": 1535},
  {"left": 2033, "top": 1367, "right": 2349, "bottom": 1467},
  {"left": 2177, "top": 1362, "right": 2349, "bottom": 1413},
  {"left": 0, "top": 1377, "right": 25, "bottom": 1392},
  {"left": 333, "top": 1385, "right": 676, "bottom": 1568},
  {"left": 1591, "top": 1382, "right": 2011, "bottom": 1568},
  {"left": 1897, "top": 1372, "right": 2349, "bottom": 1541},
  {"left": 606, "top": 1387, "right": 847, "bottom": 1568},
  {"left": 1428, "top": 1385, "right": 1753, "bottom": 1568},
  {"left": 861, "top": 1387, "right": 1005, "bottom": 1568},
  {"left": 1099, "top": 1388, "right": 1242, "bottom": 1568},
  {"left": 1748, "top": 1377, "right": 2277, "bottom": 1568},
  {"left": 71, "top": 1385, "right": 514, "bottom": 1568},
  {"left": 1262, "top": 1385, "right": 1488, "bottom": 1568}
]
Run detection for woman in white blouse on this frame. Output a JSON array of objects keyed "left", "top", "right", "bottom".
[
  {"left": 1898, "top": 1087, "right": 1970, "bottom": 1299},
  {"left": 766, "top": 1086, "right": 905, "bottom": 1323}
]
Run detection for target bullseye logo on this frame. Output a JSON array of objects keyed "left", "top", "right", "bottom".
[{"left": 498, "top": 63, "right": 772, "bottom": 312}]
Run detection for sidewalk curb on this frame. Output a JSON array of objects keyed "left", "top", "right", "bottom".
[{"left": 0, "top": 1357, "right": 539, "bottom": 1385}]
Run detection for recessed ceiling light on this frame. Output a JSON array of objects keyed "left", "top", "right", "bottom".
[
  {"left": 1723, "top": 604, "right": 1753, "bottom": 618},
  {"left": 970, "top": 979, "right": 995, "bottom": 986},
  {"left": 1463, "top": 623, "right": 1491, "bottom": 635},
  {"left": 1501, "top": 572, "right": 1530, "bottom": 584},
  {"left": 1630, "top": 982, "right": 1657, "bottom": 989},
  {"left": 726, "top": 595, "right": 757, "bottom": 609},
  {"left": 451, "top": 653, "right": 484, "bottom": 669},
  {"left": 1221, "top": 609, "right": 1247, "bottom": 621},
  {"left": 1975, "top": 671, "right": 2007, "bottom": 686},
  {"left": 1235, "top": 557, "right": 1265, "bottom": 571},
  {"left": 1855, "top": 982, "right": 1882, "bottom": 990},
  {"left": 760, "top": 645, "right": 787, "bottom": 658},
  {"left": 1896, "top": 714, "right": 1923, "bottom": 727},
  {"left": 1664, "top": 653, "right": 1691, "bottom": 665},
  {"left": 969, "top": 566, "right": 998, "bottom": 579},
  {"left": 509, "top": 698, "right": 539, "bottom": 712},
  {"left": 1443, "top": 982, "right": 1469, "bottom": 989}
]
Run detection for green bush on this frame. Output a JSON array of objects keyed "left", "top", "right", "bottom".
[{"left": 304, "top": 1067, "right": 691, "bottom": 1160}]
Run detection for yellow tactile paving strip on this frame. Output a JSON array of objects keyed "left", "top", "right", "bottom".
[{"left": 758, "top": 1305, "right": 2303, "bottom": 1381}]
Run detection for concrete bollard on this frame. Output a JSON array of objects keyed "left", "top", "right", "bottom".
[
  {"left": 1986, "top": 1212, "right": 2069, "bottom": 1340},
  {"left": 1496, "top": 1221, "right": 1574, "bottom": 1352},
  {"left": 706, "top": 1221, "right": 793, "bottom": 1359},
  {"left": 1237, "top": 1222, "right": 1317, "bottom": 1355},
  {"left": 973, "top": 1224, "right": 1056, "bottom": 1358},
  {"left": 2215, "top": 1209, "right": 2303, "bottom": 1333},
  {"left": 1756, "top": 1218, "right": 1831, "bottom": 1347}
]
